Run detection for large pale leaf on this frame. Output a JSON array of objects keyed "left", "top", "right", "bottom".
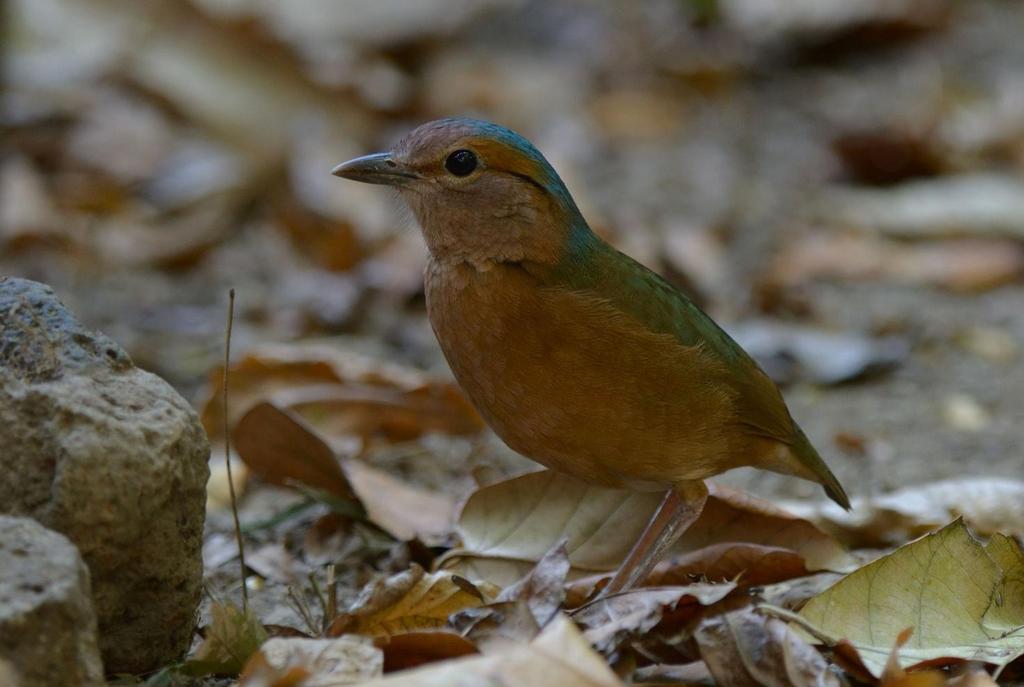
[
  {"left": 344, "top": 459, "right": 456, "bottom": 541},
  {"left": 328, "top": 565, "right": 499, "bottom": 637},
  {"left": 438, "top": 470, "right": 850, "bottom": 586},
  {"left": 352, "top": 614, "right": 624, "bottom": 686},
  {"left": 799, "top": 519, "right": 1024, "bottom": 674}
]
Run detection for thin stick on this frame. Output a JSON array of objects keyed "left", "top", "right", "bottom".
[
  {"left": 755, "top": 604, "right": 838, "bottom": 645},
  {"left": 287, "top": 586, "right": 319, "bottom": 636},
  {"left": 308, "top": 571, "right": 327, "bottom": 628},
  {"left": 223, "top": 288, "right": 248, "bottom": 612},
  {"left": 326, "top": 564, "right": 337, "bottom": 630}
]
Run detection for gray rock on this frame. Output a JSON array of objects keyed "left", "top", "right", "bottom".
[
  {"left": 0, "top": 277, "right": 210, "bottom": 673},
  {"left": 0, "top": 515, "right": 105, "bottom": 687}
]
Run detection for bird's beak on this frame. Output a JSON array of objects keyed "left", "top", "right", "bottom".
[{"left": 331, "top": 152, "right": 418, "bottom": 186}]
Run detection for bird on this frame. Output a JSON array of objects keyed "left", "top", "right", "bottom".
[{"left": 332, "top": 117, "right": 850, "bottom": 594}]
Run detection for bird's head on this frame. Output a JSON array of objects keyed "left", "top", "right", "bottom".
[{"left": 332, "top": 118, "right": 589, "bottom": 265}]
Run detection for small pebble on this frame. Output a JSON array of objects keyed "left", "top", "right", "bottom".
[{"left": 942, "top": 393, "right": 991, "bottom": 432}]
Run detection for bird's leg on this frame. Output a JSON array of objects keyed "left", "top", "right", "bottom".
[{"left": 599, "top": 480, "right": 709, "bottom": 597}]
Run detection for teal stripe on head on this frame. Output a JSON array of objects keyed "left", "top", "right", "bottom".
[{"left": 436, "top": 117, "right": 580, "bottom": 210}]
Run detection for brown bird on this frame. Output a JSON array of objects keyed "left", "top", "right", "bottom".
[{"left": 333, "top": 118, "right": 849, "bottom": 594}]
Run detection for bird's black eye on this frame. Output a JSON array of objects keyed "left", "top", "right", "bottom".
[{"left": 444, "top": 149, "right": 477, "bottom": 177}]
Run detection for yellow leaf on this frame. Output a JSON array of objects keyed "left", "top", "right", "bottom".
[
  {"left": 184, "top": 602, "right": 268, "bottom": 676},
  {"left": 799, "top": 519, "right": 1024, "bottom": 674},
  {"left": 329, "top": 565, "right": 500, "bottom": 637}
]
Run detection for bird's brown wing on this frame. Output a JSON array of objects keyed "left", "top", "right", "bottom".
[
  {"left": 553, "top": 243, "right": 796, "bottom": 443},
  {"left": 545, "top": 242, "right": 850, "bottom": 507}
]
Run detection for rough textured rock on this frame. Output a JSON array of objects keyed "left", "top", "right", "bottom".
[
  {"left": 0, "top": 515, "right": 105, "bottom": 687},
  {"left": 0, "top": 277, "right": 210, "bottom": 673}
]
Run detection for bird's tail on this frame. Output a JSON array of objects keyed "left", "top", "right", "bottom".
[{"left": 790, "top": 427, "right": 851, "bottom": 510}]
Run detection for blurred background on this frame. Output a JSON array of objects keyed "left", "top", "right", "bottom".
[{"left": 4, "top": 0, "right": 1024, "bottom": 502}]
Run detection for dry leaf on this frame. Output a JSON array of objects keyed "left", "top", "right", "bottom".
[
  {"left": 237, "top": 651, "right": 311, "bottom": 687},
  {"left": 234, "top": 401, "right": 456, "bottom": 541},
  {"left": 273, "top": 197, "right": 363, "bottom": 272},
  {"left": 246, "top": 636, "right": 383, "bottom": 686},
  {"left": 439, "top": 470, "right": 851, "bottom": 587},
  {"left": 833, "top": 627, "right": 986, "bottom": 686},
  {"left": 769, "top": 232, "right": 1024, "bottom": 293},
  {"left": 286, "top": 383, "right": 483, "bottom": 446},
  {"left": 573, "top": 582, "right": 737, "bottom": 659},
  {"left": 497, "top": 539, "right": 571, "bottom": 626},
  {"left": 344, "top": 460, "right": 456, "bottom": 542},
  {"left": 759, "top": 572, "right": 844, "bottom": 613},
  {"left": 328, "top": 564, "right": 499, "bottom": 638},
  {"left": 676, "top": 484, "right": 852, "bottom": 572},
  {"left": 450, "top": 599, "right": 541, "bottom": 653},
  {"left": 828, "top": 173, "right": 1024, "bottom": 240},
  {"left": 0, "top": 155, "right": 62, "bottom": 244},
  {"left": 800, "top": 519, "right": 1024, "bottom": 674},
  {"left": 650, "top": 543, "right": 810, "bottom": 587},
  {"left": 184, "top": 601, "right": 269, "bottom": 676},
  {"left": 375, "top": 631, "right": 478, "bottom": 672},
  {"left": 352, "top": 614, "right": 624, "bottom": 686},
  {"left": 878, "top": 629, "right": 946, "bottom": 687},
  {"left": 437, "top": 469, "right": 663, "bottom": 584},
  {"left": 946, "top": 671, "right": 1000, "bottom": 686},
  {"left": 234, "top": 401, "right": 359, "bottom": 503},
  {"left": 567, "top": 543, "right": 817, "bottom": 607},
  {"left": 201, "top": 345, "right": 482, "bottom": 446},
  {"left": 91, "top": 195, "right": 240, "bottom": 269},
  {"left": 202, "top": 352, "right": 342, "bottom": 442},
  {"left": 832, "top": 128, "right": 944, "bottom": 186},
  {"left": 633, "top": 660, "right": 714, "bottom": 685},
  {"left": 696, "top": 608, "right": 840, "bottom": 687},
  {"left": 451, "top": 540, "right": 571, "bottom": 650},
  {"left": 781, "top": 479, "right": 1024, "bottom": 549}
]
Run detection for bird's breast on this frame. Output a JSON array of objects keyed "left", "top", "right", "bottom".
[{"left": 424, "top": 257, "right": 741, "bottom": 488}]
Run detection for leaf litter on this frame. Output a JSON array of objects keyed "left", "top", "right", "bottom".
[{"left": 199, "top": 410, "right": 1024, "bottom": 686}]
